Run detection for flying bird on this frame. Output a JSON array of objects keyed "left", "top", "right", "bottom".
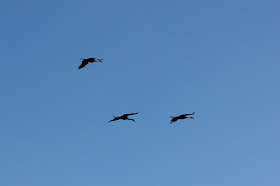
[
  {"left": 108, "top": 112, "right": 139, "bottom": 123},
  {"left": 170, "top": 112, "right": 195, "bottom": 124},
  {"left": 78, "top": 58, "right": 103, "bottom": 69}
]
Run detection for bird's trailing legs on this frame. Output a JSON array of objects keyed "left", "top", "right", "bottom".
[
  {"left": 186, "top": 116, "right": 194, "bottom": 119},
  {"left": 127, "top": 118, "right": 135, "bottom": 122}
]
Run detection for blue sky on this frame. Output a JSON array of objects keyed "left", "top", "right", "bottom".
[{"left": 0, "top": 0, "right": 280, "bottom": 185}]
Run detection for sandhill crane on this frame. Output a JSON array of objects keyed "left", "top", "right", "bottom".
[
  {"left": 108, "top": 112, "right": 139, "bottom": 123},
  {"left": 170, "top": 112, "right": 195, "bottom": 124},
  {"left": 78, "top": 58, "right": 103, "bottom": 69}
]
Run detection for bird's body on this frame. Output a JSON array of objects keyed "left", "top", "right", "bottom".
[
  {"left": 109, "top": 112, "right": 139, "bottom": 123},
  {"left": 78, "top": 58, "right": 103, "bottom": 69},
  {"left": 170, "top": 112, "right": 195, "bottom": 124}
]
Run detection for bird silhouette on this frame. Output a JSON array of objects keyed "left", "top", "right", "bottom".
[
  {"left": 170, "top": 112, "right": 195, "bottom": 124},
  {"left": 108, "top": 112, "right": 139, "bottom": 123},
  {"left": 78, "top": 58, "right": 103, "bottom": 69}
]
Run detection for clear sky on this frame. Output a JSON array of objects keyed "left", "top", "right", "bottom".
[{"left": 1, "top": 0, "right": 280, "bottom": 185}]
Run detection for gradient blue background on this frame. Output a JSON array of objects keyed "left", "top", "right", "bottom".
[{"left": 1, "top": 0, "right": 280, "bottom": 185}]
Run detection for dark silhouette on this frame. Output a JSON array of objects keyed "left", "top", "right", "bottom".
[
  {"left": 108, "top": 112, "right": 139, "bottom": 123},
  {"left": 170, "top": 112, "right": 195, "bottom": 124},
  {"left": 78, "top": 58, "right": 103, "bottom": 69}
]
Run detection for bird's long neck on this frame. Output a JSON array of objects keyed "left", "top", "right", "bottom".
[{"left": 95, "top": 58, "right": 103, "bottom": 62}]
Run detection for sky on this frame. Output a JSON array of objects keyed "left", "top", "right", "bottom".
[{"left": 0, "top": 0, "right": 280, "bottom": 185}]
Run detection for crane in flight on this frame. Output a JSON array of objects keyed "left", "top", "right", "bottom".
[
  {"left": 170, "top": 112, "right": 195, "bottom": 124},
  {"left": 78, "top": 58, "right": 103, "bottom": 69},
  {"left": 108, "top": 112, "right": 139, "bottom": 123}
]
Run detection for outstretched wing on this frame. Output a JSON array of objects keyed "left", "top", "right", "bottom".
[
  {"left": 122, "top": 112, "right": 139, "bottom": 117},
  {"left": 170, "top": 116, "right": 179, "bottom": 124},
  {"left": 108, "top": 117, "right": 120, "bottom": 123},
  {"left": 78, "top": 61, "right": 88, "bottom": 69}
]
